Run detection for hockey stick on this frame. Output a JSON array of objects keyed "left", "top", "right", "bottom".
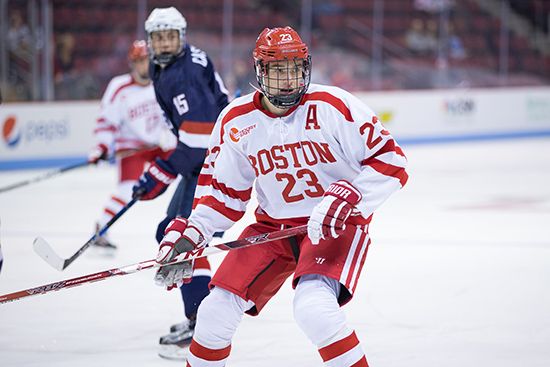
[
  {"left": 33, "top": 197, "right": 139, "bottom": 271},
  {"left": 0, "top": 225, "right": 307, "bottom": 304},
  {"left": 0, "top": 160, "right": 91, "bottom": 194},
  {"left": 0, "top": 149, "right": 148, "bottom": 195}
]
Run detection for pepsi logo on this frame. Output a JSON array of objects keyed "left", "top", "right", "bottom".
[{"left": 2, "top": 115, "right": 21, "bottom": 148}]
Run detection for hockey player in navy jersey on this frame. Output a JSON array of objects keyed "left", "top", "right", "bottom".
[{"left": 132, "top": 7, "right": 229, "bottom": 360}]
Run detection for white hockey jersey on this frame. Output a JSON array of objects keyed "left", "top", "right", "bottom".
[
  {"left": 94, "top": 74, "right": 173, "bottom": 153},
  {"left": 189, "top": 84, "right": 408, "bottom": 240}
]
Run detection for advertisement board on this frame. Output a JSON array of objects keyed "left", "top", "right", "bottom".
[
  {"left": 356, "top": 86, "right": 550, "bottom": 143},
  {"left": 1, "top": 87, "right": 549, "bottom": 170},
  {"left": 0, "top": 102, "right": 98, "bottom": 169}
]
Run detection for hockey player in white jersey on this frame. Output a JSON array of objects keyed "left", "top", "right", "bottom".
[
  {"left": 88, "top": 40, "right": 174, "bottom": 251},
  {"left": 154, "top": 26, "right": 408, "bottom": 366}
]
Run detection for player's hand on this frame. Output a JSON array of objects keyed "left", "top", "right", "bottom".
[
  {"left": 88, "top": 143, "right": 109, "bottom": 164},
  {"left": 132, "top": 158, "right": 176, "bottom": 200},
  {"left": 307, "top": 180, "right": 362, "bottom": 245},
  {"left": 154, "top": 217, "right": 207, "bottom": 290}
]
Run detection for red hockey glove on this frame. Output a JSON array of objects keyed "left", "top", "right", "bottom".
[
  {"left": 307, "top": 180, "right": 362, "bottom": 245},
  {"left": 88, "top": 143, "right": 109, "bottom": 164},
  {"left": 132, "top": 158, "right": 176, "bottom": 200},
  {"left": 154, "top": 217, "right": 207, "bottom": 290}
]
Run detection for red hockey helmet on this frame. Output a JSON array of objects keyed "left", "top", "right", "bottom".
[
  {"left": 128, "top": 40, "right": 148, "bottom": 61},
  {"left": 253, "top": 27, "right": 311, "bottom": 108}
]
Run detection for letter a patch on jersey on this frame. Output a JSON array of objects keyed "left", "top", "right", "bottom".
[{"left": 305, "top": 104, "right": 320, "bottom": 130}]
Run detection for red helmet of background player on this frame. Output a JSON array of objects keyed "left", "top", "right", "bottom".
[
  {"left": 128, "top": 40, "right": 148, "bottom": 61},
  {"left": 253, "top": 26, "right": 311, "bottom": 108}
]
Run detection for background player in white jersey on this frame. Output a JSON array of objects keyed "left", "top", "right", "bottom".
[
  {"left": 153, "top": 26, "right": 409, "bottom": 366},
  {"left": 88, "top": 40, "right": 174, "bottom": 251}
]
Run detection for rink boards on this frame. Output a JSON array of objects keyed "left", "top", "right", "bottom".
[{"left": 1, "top": 86, "right": 550, "bottom": 170}]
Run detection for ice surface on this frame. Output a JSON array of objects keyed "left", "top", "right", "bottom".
[{"left": 1, "top": 138, "right": 549, "bottom": 366}]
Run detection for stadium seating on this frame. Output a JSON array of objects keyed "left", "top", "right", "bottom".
[{"left": 47, "top": 0, "right": 548, "bottom": 96}]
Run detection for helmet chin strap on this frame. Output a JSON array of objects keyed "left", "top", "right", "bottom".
[
  {"left": 154, "top": 52, "right": 177, "bottom": 67},
  {"left": 269, "top": 91, "right": 303, "bottom": 108},
  {"left": 261, "top": 79, "right": 305, "bottom": 109},
  {"left": 250, "top": 82, "right": 296, "bottom": 115},
  {"left": 151, "top": 35, "right": 186, "bottom": 67}
]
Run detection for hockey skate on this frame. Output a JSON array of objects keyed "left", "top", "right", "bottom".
[
  {"left": 90, "top": 224, "right": 117, "bottom": 256},
  {"left": 169, "top": 320, "right": 188, "bottom": 333},
  {"left": 158, "top": 318, "right": 195, "bottom": 360},
  {"left": 90, "top": 236, "right": 117, "bottom": 256}
]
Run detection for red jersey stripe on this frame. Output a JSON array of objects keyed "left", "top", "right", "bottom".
[
  {"left": 197, "top": 195, "right": 245, "bottom": 222},
  {"left": 114, "top": 138, "right": 147, "bottom": 145},
  {"left": 220, "top": 101, "right": 256, "bottom": 144},
  {"left": 301, "top": 92, "right": 354, "bottom": 122},
  {"left": 351, "top": 356, "right": 369, "bottom": 366},
  {"left": 318, "top": 331, "right": 360, "bottom": 362},
  {"left": 254, "top": 208, "right": 309, "bottom": 227},
  {"left": 212, "top": 178, "right": 252, "bottom": 202},
  {"left": 374, "top": 139, "right": 406, "bottom": 158},
  {"left": 197, "top": 173, "right": 213, "bottom": 186},
  {"left": 179, "top": 121, "right": 216, "bottom": 135},
  {"left": 94, "top": 126, "right": 116, "bottom": 133},
  {"left": 193, "top": 257, "right": 211, "bottom": 271},
  {"left": 361, "top": 158, "right": 409, "bottom": 187}
]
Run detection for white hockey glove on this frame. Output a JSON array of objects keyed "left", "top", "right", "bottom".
[
  {"left": 88, "top": 143, "right": 109, "bottom": 164},
  {"left": 155, "top": 217, "right": 207, "bottom": 290},
  {"left": 307, "top": 180, "right": 362, "bottom": 245}
]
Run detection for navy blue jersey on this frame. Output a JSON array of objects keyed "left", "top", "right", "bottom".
[{"left": 151, "top": 44, "right": 229, "bottom": 175}]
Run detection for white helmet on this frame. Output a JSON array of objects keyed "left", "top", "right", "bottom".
[{"left": 145, "top": 7, "right": 187, "bottom": 66}]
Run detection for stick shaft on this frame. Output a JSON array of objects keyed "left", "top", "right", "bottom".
[
  {"left": 0, "top": 161, "right": 90, "bottom": 194},
  {"left": 1, "top": 225, "right": 307, "bottom": 304},
  {"left": 33, "top": 198, "right": 138, "bottom": 271},
  {"left": 62, "top": 197, "right": 138, "bottom": 269},
  {"left": 0, "top": 150, "right": 142, "bottom": 194}
]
